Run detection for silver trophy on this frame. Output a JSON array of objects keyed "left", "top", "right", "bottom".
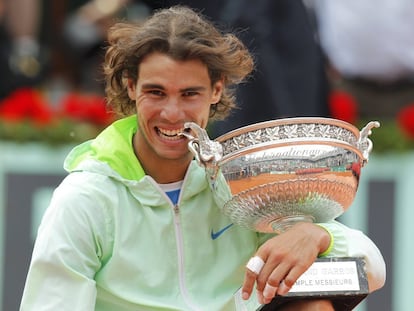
[
  {"left": 182, "top": 117, "right": 379, "bottom": 233},
  {"left": 182, "top": 117, "right": 380, "bottom": 310}
]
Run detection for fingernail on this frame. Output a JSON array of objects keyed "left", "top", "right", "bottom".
[
  {"left": 256, "top": 290, "right": 264, "bottom": 304},
  {"left": 263, "top": 284, "right": 278, "bottom": 299},
  {"left": 242, "top": 291, "right": 249, "bottom": 300},
  {"left": 278, "top": 281, "right": 291, "bottom": 296}
]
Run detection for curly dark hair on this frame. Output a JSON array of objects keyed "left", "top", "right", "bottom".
[{"left": 103, "top": 5, "right": 254, "bottom": 120}]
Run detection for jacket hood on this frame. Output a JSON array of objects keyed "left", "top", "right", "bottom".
[
  {"left": 63, "top": 115, "right": 228, "bottom": 206},
  {"left": 64, "top": 115, "right": 145, "bottom": 181}
]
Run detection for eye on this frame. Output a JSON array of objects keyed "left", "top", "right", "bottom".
[
  {"left": 147, "top": 89, "right": 165, "bottom": 97},
  {"left": 182, "top": 90, "right": 199, "bottom": 97}
]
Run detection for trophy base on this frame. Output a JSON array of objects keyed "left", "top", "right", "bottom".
[{"left": 258, "top": 257, "right": 369, "bottom": 311}]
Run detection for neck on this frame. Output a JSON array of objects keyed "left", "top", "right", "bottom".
[
  {"left": 132, "top": 131, "right": 194, "bottom": 183},
  {"left": 144, "top": 157, "right": 192, "bottom": 183}
]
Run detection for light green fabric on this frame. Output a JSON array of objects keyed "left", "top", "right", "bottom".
[
  {"left": 21, "top": 116, "right": 260, "bottom": 310},
  {"left": 64, "top": 115, "right": 145, "bottom": 181},
  {"left": 20, "top": 116, "right": 385, "bottom": 310}
]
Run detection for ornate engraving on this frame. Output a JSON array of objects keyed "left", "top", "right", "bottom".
[{"left": 220, "top": 122, "right": 358, "bottom": 157}]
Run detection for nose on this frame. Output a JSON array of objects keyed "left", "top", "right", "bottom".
[{"left": 160, "top": 97, "right": 184, "bottom": 122}]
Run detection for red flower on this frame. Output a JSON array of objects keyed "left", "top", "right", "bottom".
[
  {"left": 60, "top": 93, "right": 114, "bottom": 126},
  {"left": 0, "top": 88, "right": 53, "bottom": 125},
  {"left": 328, "top": 90, "right": 358, "bottom": 124},
  {"left": 397, "top": 104, "right": 414, "bottom": 139}
]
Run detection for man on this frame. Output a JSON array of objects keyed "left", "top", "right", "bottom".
[
  {"left": 65, "top": 0, "right": 330, "bottom": 134},
  {"left": 20, "top": 6, "right": 385, "bottom": 310}
]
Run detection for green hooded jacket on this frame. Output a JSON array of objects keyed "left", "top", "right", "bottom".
[{"left": 20, "top": 116, "right": 385, "bottom": 311}]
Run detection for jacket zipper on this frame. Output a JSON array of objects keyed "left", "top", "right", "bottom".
[{"left": 172, "top": 203, "right": 202, "bottom": 311}]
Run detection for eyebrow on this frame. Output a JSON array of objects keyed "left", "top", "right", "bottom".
[
  {"left": 181, "top": 86, "right": 207, "bottom": 93},
  {"left": 141, "top": 83, "right": 164, "bottom": 90},
  {"left": 141, "top": 83, "right": 207, "bottom": 93}
]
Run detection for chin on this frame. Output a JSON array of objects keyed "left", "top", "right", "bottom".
[{"left": 156, "top": 148, "right": 188, "bottom": 160}]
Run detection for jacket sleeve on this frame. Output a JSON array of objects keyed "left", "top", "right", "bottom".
[
  {"left": 317, "top": 220, "right": 386, "bottom": 293},
  {"left": 20, "top": 175, "right": 112, "bottom": 311}
]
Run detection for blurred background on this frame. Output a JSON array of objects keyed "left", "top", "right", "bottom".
[{"left": 0, "top": 0, "right": 413, "bottom": 310}]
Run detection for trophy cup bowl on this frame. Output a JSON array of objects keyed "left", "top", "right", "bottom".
[{"left": 183, "top": 117, "right": 380, "bottom": 234}]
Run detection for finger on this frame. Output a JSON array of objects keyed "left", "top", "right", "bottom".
[
  {"left": 277, "top": 280, "right": 291, "bottom": 296},
  {"left": 246, "top": 256, "right": 265, "bottom": 274},
  {"left": 241, "top": 269, "right": 258, "bottom": 300},
  {"left": 256, "top": 289, "right": 265, "bottom": 305},
  {"left": 264, "top": 260, "right": 290, "bottom": 287},
  {"left": 242, "top": 256, "right": 265, "bottom": 300},
  {"left": 261, "top": 261, "right": 292, "bottom": 300},
  {"left": 262, "top": 283, "right": 278, "bottom": 303},
  {"left": 277, "top": 265, "right": 305, "bottom": 296}
]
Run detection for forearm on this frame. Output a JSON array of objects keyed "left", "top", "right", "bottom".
[{"left": 317, "top": 220, "right": 386, "bottom": 292}]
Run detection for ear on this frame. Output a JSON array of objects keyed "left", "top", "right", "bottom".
[
  {"left": 126, "top": 78, "right": 136, "bottom": 100},
  {"left": 211, "top": 79, "right": 224, "bottom": 104}
]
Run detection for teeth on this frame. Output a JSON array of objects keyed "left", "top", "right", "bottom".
[{"left": 158, "top": 127, "right": 185, "bottom": 140}]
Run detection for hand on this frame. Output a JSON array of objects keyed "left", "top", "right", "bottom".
[{"left": 242, "top": 222, "right": 331, "bottom": 305}]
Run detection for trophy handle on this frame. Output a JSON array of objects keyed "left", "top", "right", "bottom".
[
  {"left": 181, "top": 122, "right": 223, "bottom": 181},
  {"left": 358, "top": 121, "right": 380, "bottom": 166}
]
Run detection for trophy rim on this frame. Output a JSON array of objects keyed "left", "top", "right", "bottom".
[
  {"left": 215, "top": 117, "right": 360, "bottom": 142},
  {"left": 218, "top": 139, "right": 364, "bottom": 165}
]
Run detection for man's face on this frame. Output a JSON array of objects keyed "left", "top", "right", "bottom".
[{"left": 127, "top": 52, "right": 223, "bottom": 165}]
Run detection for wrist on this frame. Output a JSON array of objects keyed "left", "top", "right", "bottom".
[{"left": 315, "top": 224, "right": 334, "bottom": 256}]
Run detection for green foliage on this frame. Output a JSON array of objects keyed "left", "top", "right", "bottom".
[{"left": 360, "top": 119, "right": 414, "bottom": 154}]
